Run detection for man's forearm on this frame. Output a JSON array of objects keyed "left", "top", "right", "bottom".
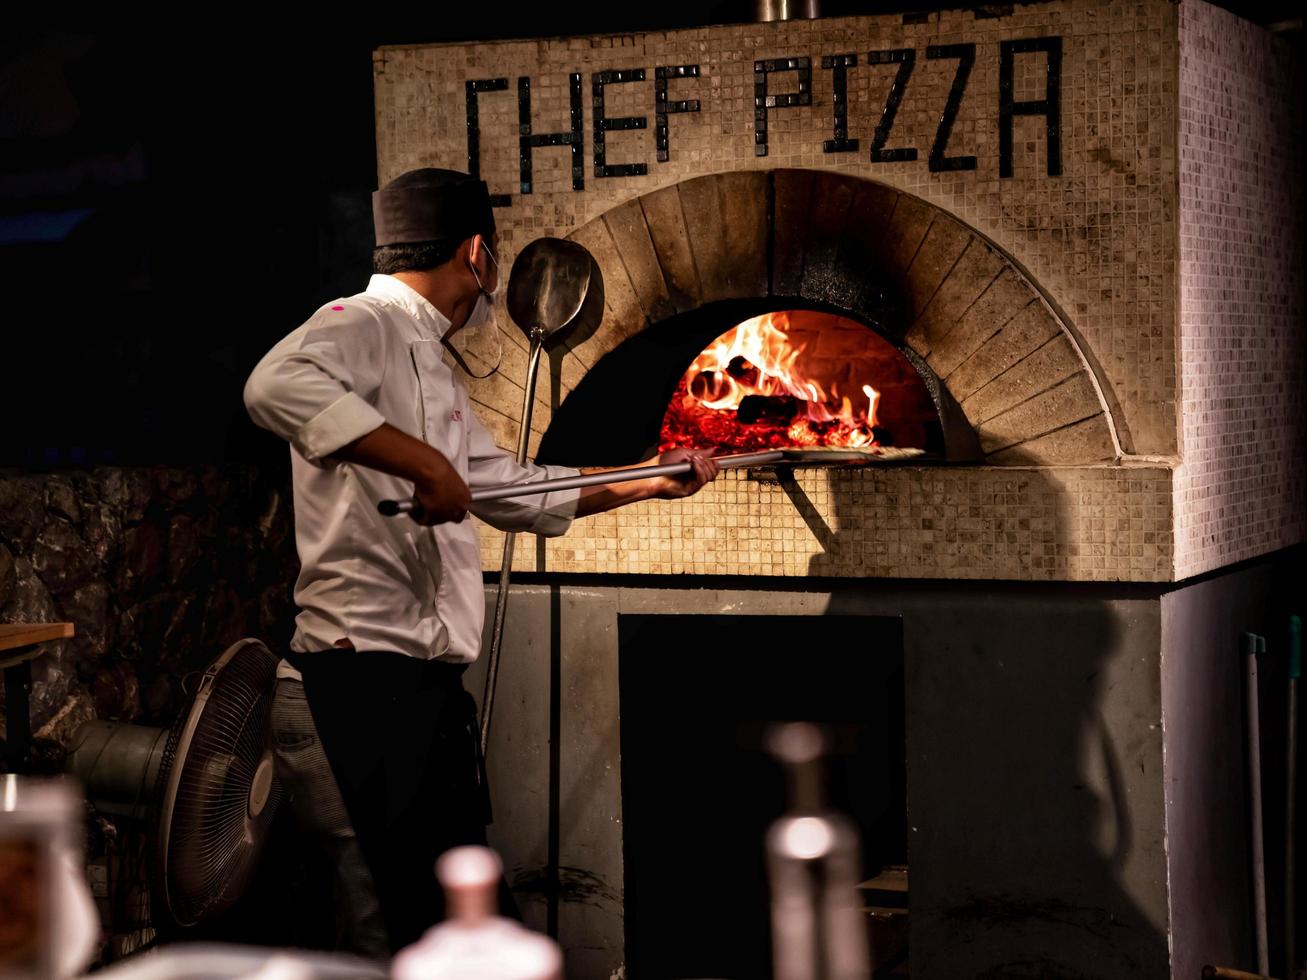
[
  {"left": 332, "top": 426, "right": 650, "bottom": 518},
  {"left": 327, "top": 432, "right": 710, "bottom": 522},
  {"left": 573, "top": 466, "right": 659, "bottom": 517},
  {"left": 327, "top": 421, "right": 450, "bottom": 485},
  {"left": 570, "top": 451, "right": 719, "bottom": 517}
]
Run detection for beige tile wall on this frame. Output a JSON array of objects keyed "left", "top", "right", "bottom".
[
  {"left": 374, "top": 0, "right": 1302, "bottom": 582},
  {"left": 374, "top": 0, "right": 1179, "bottom": 454},
  {"left": 1174, "top": 1, "right": 1306, "bottom": 579},
  {"left": 480, "top": 463, "right": 1175, "bottom": 582}
]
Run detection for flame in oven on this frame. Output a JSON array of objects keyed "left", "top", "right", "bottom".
[{"left": 659, "top": 311, "right": 892, "bottom": 453}]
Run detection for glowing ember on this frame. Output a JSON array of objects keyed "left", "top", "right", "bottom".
[{"left": 659, "top": 311, "right": 902, "bottom": 453}]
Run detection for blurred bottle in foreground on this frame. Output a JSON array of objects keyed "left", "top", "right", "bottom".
[
  {"left": 765, "top": 722, "right": 870, "bottom": 980},
  {"left": 391, "top": 846, "right": 561, "bottom": 980},
  {"left": 0, "top": 775, "right": 98, "bottom": 980}
]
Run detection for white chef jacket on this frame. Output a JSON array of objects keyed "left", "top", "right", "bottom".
[{"left": 243, "top": 274, "right": 581, "bottom": 674}]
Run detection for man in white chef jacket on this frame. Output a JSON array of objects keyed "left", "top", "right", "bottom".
[{"left": 243, "top": 168, "right": 719, "bottom": 956}]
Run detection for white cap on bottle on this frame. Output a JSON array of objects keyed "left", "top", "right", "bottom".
[{"left": 391, "top": 845, "right": 563, "bottom": 980}]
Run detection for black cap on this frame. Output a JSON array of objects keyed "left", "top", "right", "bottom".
[{"left": 372, "top": 168, "right": 495, "bottom": 247}]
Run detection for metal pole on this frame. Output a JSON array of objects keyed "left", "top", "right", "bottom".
[
  {"left": 1245, "top": 631, "right": 1269, "bottom": 977},
  {"left": 1287, "top": 615, "right": 1301, "bottom": 980},
  {"left": 467, "top": 451, "right": 784, "bottom": 502},
  {"left": 381, "top": 450, "right": 787, "bottom": 515},
  {"left": 480, "top": 336, "right": 545, "bottom": 756}
]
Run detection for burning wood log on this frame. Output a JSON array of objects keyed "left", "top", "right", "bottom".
[
  {"left": 738, "top": 394, "right": 802, "bottom": 425},
  {"left": 662, "top": 311, "right": 925, "bottom": 453},
  {"left": 689, "top": 370, "right": 733, "bottom": 404},
  {"left": 726, "top": 355, "right": 760, "bottom": 386}
]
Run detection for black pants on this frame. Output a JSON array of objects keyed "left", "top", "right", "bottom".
[
  {"left": 271, "top": 676, "right": 390, "bottom": 957},
  {"left": 283, "top": 647, "right": 491, "bottom": 952}
]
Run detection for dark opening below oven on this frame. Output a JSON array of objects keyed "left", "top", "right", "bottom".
[{"left": 618, "top": 613, "right": 908, "bottom": 979}]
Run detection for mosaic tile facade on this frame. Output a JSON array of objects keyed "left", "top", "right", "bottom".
[
  {"left": 373, "top": 0, "right": 1178, "bottom": 454},
  {"left": 552, "top": 170, "right": 1119, "bottom": 466},
  {"left": 1174, "top": 2, "right": 1306, "bottom": 579},
  {"left": 373, "top": 0, "right": 1302, "bottom": 583},
  {"left": 480, "top": 463, "right": 1174, "bottom": 582}
]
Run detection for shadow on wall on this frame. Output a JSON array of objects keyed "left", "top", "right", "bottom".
[{"left": 810, "top": 467, "right": 1170, "bottom": 979}]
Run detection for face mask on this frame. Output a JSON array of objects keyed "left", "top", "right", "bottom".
[{"left": 443, "top": 245, "right": 505, "bottom": 379}]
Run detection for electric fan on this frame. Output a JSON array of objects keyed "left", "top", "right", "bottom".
[{"left": 67, "top": 637, "right": 283, "bottom": 930}]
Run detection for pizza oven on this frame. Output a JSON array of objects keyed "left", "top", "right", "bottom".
[
  {"left": 375, "top": 2, "right": 1305, "bottom": 977},
  {"left": 542, "top": 303, "right": 957, "bottom": 464},
  {"left": 485, "top": 167, "right": 1128, "bottom": 584}
]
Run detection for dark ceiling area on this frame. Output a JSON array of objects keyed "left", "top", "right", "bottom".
[{"left": 0, "top": 4, "right": 1300, "bottom": 467}]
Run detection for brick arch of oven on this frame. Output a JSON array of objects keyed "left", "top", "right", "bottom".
[{"left": 468, "top": 169, "right": 1123, "bottom": 469}]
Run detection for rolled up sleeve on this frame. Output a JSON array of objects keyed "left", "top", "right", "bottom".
[
  {"left": 243, "top": 304, "right": 388, "bottom": 467},
  {"left": 465, "top": 410, "right": 581, "bottom": 536}
]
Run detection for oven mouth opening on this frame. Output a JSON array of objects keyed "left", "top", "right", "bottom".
[{"left": 536, "top": 298, "right": 981, "bottom": 468}]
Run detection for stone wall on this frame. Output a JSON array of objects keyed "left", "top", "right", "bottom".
[{"left": 0, "top": 465, "right": 298, "bottom": 768}]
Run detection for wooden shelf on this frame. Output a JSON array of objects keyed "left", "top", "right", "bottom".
[
  {"left": 858, "top": 866, "right": 909, "bottom": 893},
  {"left": 0, "top": 622, "right": 75, "bottom": 660}
]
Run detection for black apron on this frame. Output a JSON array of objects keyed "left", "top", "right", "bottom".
[{"left": 284, "top": 647, "right": 492, "bottom": 952}]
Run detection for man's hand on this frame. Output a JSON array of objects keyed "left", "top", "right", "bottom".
[
  {"left": 573, "top": 448, "right": 721, "bottom": 517},
  {"left": 324, "top": 422, "right": 472, "bottom": 526},
  {"left": 410, "top": 452, "right": 472, "bottom": 525},
  {"left": 644, "top": 448, "right": 721, "bottom": 500}
]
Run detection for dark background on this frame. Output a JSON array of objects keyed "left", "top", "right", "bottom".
[
  {"left": 1, "top": 1, "right": 1300, "bottom": 470},
  {"left": 619, "top": 614, "right": 907, "bottom": 979}
]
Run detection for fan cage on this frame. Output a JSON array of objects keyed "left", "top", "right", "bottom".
[{"left": 151, "top": 638, "right": 283, "bottom": 931}]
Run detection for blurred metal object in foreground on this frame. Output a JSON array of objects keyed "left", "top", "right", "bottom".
[{"left": 765, "top": 722, "right": 870, "bottom": 980}]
